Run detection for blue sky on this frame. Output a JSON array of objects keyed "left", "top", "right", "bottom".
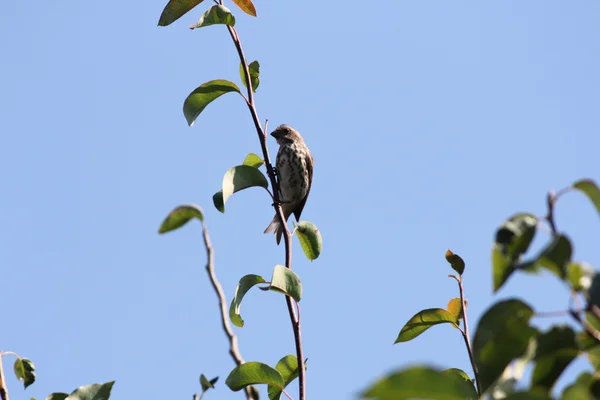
[{"left": 2, "top": 1, "right": 599, "bottom": 399}]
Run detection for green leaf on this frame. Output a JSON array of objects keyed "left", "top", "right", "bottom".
[
  {"left": 503, "top": 392, "right": 552, "bottom": 400},
  {"left": 442, "top": 369, "right": 478, "bottom": 398},
  {"left": 183, "top": 80, "right": 241, "bottom": 127},
  {"left": 222, "top": 165, "right": 269, "bottom": 206},
  {"left": 561, "top": 372, "right": 596, "bottom": 400},
  {"left": 240, "top": 61, "right": 260, "bottom": 92},
  {"left": 231, "top": 0, "right": 257, "bottom": 16},
  {"left": 492, "top": 213, "right": 538, "bottom": 292},
  {"left": 394, "top": 308, "right": 458, "bottom": 343},
  {"left": 14, "top": 358, "right": 35, "bottom": 389},
  {"left": 226, "top": 362, "right": 283, "bottom": 392},
  {"left": 534, "top": 235, "right": 572, "bottom": 279},
  {"left": 200, "top": 374, "right": 218, "bottom": 392},
  {"left": 158, "top": 204, "right": 204, "bottom": 234},
  {"left": 229, "top": 274, "right": 267, "bottom": 327},
  {"left": 361, "top": 366, "right": 478, "bottom": 400},
  {"left": 242, "top": 153, "right": 264, "bottom": 168},
  {"left": 269, "top": 265, "right": 302, "bottom": 302},
  {"left": 587, "top": 274, "right": 600, "bottom": 308},
  {"left": 445, "top": 249, "right": 465, "bottom": 275},
  {"left": 158, "top": 0, "right": 204, "bottom": 26},
  {"left": 446, "top": 298, "right": 462, "bottom": 323},
  {"left": 212, "top": 191, "right": 225, "bottom": 213},
  {"left": 66, "top": 381, "right": 115, "bottom": 400},
  {"left": 268, "top": 355, "right": 300, "bottom": 400},
  {"left": 531, "top": 326, "right": 578, "bottom": 392},
  {"left": 295, "top": 221, "right": 322, "bottom": 261},
  {"left": 573, "top": 179, "right": 600, "bottom": 216},
  {"left": 190, "top": 5, "right": 235, "bottom": 29},
  {"left": 46, "top": 394, "right": 69, "bottom": 400},
  {"left": 473, "top": 299, "right": 538, "bottom": 393},
  {"left": 567, "top": 263, "right": 585, "bottom": 291}
]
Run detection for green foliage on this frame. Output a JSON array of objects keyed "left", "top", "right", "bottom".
[
  {"left": 183, "top": 80, "right": 241, "bottom": 126},
  {"left": 295, "top": 221, "right": 322, "bottom": 261},
  {"left": 535, "top": 234, "right": 572, "bottom": 279},
  {"left": 573, "top": 179, "right": 600, "bottom": 216},
  {"left": 268, "top": 355, "right": 301, "bottom": 400},
  {"left": 158, "top": 204, "right": 204, "bottom": 234},
  {"left": 47, "top": 382, "right": 115, "bottom": 400},
  {"left": 446, "top": 298, "right": 462, "bottom": 322},
  {"left": 240, "top": 61, "right": 260, "bottom": 93},
  {"left": 361, "top": 366, "right": 478, "bottom": 400},
  {"left": 473, "top": 299, "right": 537, "bottom": 393},
  {"left": 445, "top": 249, "right": 465, "bottom": 275},
  {"left": 158, "top": 0, "right": 205, "bottom": 26},
  {"left": 242, "top": 153, "right": 264, "bottom": 168},
  {"left": 13, "top": 358, "right": 35, "bottom": 389},
  {"left": 492, "top": 213, "right": 538, "bottom": 291},
  {"left": 222, "top": 165, "right": 269, "bottom": 206},
  {"left": 531, "top": 326, "right": 578, "bottom": 392},
  {"left": 199, "top": 374, "right": 218, "bottom": 392},
  {"left": 395, "top": 308, "right": 458, "bottom": 343},
  {"left": 226, "top": 362, "right": 284, "bottom": 392},
  {"left": 229, "top": 274, "right": 267, "bottom": 327},
  {"left": 190, "top": 5, "right": 235, "bottom": 29},
  {"left": 269, "top": 265, "right": 302, "bottom": 302}
]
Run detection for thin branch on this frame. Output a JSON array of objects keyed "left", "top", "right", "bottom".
[
  {"left": 546, "top": 190, "right": 558, "bottom": 235},
  {"left": 224, "top": 24, "right": 306, "bottom": 400},
  {"left": 201, "top": 221, "right": 257, "bottom": 400},
  {"left": 0, "top": 353, "right": 9, "bottom": 400},
  {"left": 452, "top": 275, "right": 481, "bottom": 395},
  {"left": 569, "top": 309, "right": 600, "bottom": 343}
]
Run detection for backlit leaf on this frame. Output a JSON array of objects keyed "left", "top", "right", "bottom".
[
  {"left": 190, "top": 5, "right": 235, "bottom": 29},
  {"left": 222, "top": 165, "right": 269, "bottom": 206},
  {"left": 158, "top": 204, "right": 204, "bottom": 234},
  {"left": 158, "top": 0, "right": 204, "bottom": 26},
  {"left": 473, "top": 299, "right": 537, "bottom": 393},
  {"left": 183, "top": 80, "right": 241, "bottom": 126},
  {"left": 226, "top": 362, "right": 283, "bottom": 392},
  {"left": 229, "top": 274, "right": 267, "bottom": 327},
  {"left": 295, "top": 221, "right": 322, "bottom": 261},
  {"left": 395, "top": 308, "right": 458, "bottom": 343}
]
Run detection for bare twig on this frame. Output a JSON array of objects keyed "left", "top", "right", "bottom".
[
  {"left": 0, "top": 353, "right": 9, "bottom": 400},
  {"left": 223, "top": 23, "right": 306, "bottom": 400},
  {"left": 569, "top": 309, "right": 600, "bottom": 343},
  {"left": 546, "top": 191, "right": 558, "bottom": 235},
  {"left": 201, "top": 221, "right": 257, "bottom": 400},
  {"left": 451, "top": 275, "right": 481, "bottom": 395}
]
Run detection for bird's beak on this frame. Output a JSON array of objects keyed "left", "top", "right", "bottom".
[{"left": 270, "top": 131, "right": 281, "bottom": 139}]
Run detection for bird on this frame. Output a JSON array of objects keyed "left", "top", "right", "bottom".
[{"left": 264, "top": 124, "right": 313, "bottom": 245}]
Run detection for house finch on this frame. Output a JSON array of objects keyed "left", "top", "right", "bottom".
[{"left": 264, "top": 124, "right": 313, "bottom": 245}]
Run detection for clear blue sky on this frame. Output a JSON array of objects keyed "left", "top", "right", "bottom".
[{"left": 2, "top": 1, "right": 599, "bottom": 399}]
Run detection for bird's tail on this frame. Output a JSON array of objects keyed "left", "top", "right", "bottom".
[{"left": 264, "top": 214, "right": 284, "bottom": 245}]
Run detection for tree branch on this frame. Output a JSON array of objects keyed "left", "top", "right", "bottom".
[
  {"left": 224, "top": 23, "right": 306, "bottom": 400},
  {"left": 201, "top": 221, "right": 257, "bottom": 400},
  {"left": 0, "top": 353, "right": 9, "bottom": 400},
  {"left": 451, "top": 275, "right": 481, "bottom": 395}
]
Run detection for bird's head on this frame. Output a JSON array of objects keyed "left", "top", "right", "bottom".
[{"left": 271, "top": 124, "right": 303, "bottom": 145}]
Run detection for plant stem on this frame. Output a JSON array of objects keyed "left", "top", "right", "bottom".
[
  {"left": 0, "top": 353, "right": 9, "bottom": 400},
  {"left": 201, "top": 221, "right": 257, "bottom": 400},
  {"left": 224, "top": 23, "right": 306, "bottom": 400},
  {"left": 454, "top": 276, "right": 481, "bottom": 395}
]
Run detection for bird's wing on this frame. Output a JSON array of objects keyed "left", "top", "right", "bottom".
[{"left": 293, "top": 150, "right": 313, "bottom": 222}]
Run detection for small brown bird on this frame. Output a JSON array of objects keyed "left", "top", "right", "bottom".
[{"left": 264, "top": 124, "right": 313, "bottom": 245}]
